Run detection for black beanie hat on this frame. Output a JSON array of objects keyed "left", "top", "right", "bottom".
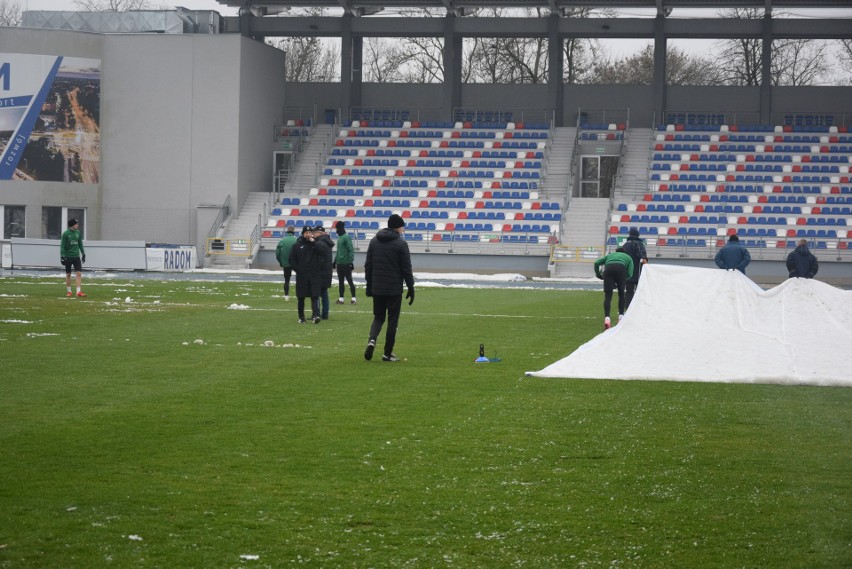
[
  {"left": 68, "top": 218, "right": 79, "bottom": 227},
  {"left": 729, "top": 234, "right": 739, "bottom": 242},
  {"left": 388, "top": 214, "right": 405, "bottom": 229},
  {"left": 336, "top": 221, "right": 346, "bottom": 235},
  {"left": 628, "top": 226, "right": 639, "bottom": 237}
]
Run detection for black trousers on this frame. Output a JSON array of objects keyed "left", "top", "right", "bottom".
[
  {"left": 337, "top": 264, "right": 356, "bottom": 298},
  {"left": 603, "top": 264, "right": 627, "bottom": 318},
  {"left": 625, "top": 280, "right": 638, "bottom": 309},
  {"left": 297, "top": 296, "right": 319, "bottom": 320},
  {"left": 282, "top": 267, "right": 293, "bottom": 296},
  {"left": 369, "top": 294, "right": 402, "bottom": 357}
]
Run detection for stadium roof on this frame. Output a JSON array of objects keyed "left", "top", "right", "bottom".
[{"left": 218, "top": 0, "right": 852, "bottom": 16}]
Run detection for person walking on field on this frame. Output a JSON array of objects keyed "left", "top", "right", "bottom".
[
  {"left": 60, "top": 218, "right": 87, "bottom": 298},
  {"left": 364, "top": 214, "right": 415, "bottom": 363},
  {"left": 593, "top": 247, "right": 634, "bottom": 330},
  {"left": 621, "top": 227, "right": 648, "bottom": 310},
  {"left": 714, "top": 234, "right": 751, "bottom": 274},
  {"left": 275, "top": 225, "right": 297, "bottom": 301},
  {"left": 786, "top": 238, "right": 819, "bottom": 278},
  {"left": 334, "top": 221, "right": 357, "bottom": 305},
  {"left": 289, "top": 226, "right": 331, "bottom": 324}
]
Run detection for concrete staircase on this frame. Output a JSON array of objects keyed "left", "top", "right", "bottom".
[
  {"left": 208, "top": 192, "right": 270, "bottom": 269},
  {"left": 284, "top": 124, "right": 335, "bottom": 193},
  {"left": 615, "top": 127, "right": 652, "bottom": 202},
  {"left": 541, "top": 126, "right": 575, "bottom": 200},
  {"left": 552, "top": 197, "right": 611, "bottom": 277}
]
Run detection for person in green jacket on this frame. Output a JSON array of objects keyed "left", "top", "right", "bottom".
[
  {"left": 60, "top": 218, "right": 86, "bottom": 298},
  {"left": 593, "top": 247, "right": 634, "bottom": 330},
  {"left": 275, "top": 225, "right": 297, "bottom": 301},
  {"left": 333, "top": 221, "right": 357, "bottom": 305}
]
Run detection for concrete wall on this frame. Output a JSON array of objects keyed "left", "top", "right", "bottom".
[
  {"left": 284, "top": 83, "right": 852, "bottom": 127},
  {"left": 1, "top": 28, "right": 285, "bottom": 254},
  {"left": 0, "top": 28, "right": 103, "bottom": 241}
]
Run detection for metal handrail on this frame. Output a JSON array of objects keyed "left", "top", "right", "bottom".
[{"left": 206, "top": 195, "right": 231, "bottom": 243}]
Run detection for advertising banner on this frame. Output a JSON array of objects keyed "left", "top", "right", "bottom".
[
  {"left": 0, "top": 53, "right": 101, "bottom": 182},
  {"left": 146, "top": 246, "right": 197, "bottom": 271}
]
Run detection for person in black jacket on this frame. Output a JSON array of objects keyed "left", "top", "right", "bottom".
[
  {"left": 289, "top": 226, "right": 331, "bottom": 324},
  {"left": 314, "top": 225, "right": 335, "bottom": 319},
  {"left": 621, "top": 227, "right": 648, "bottom": 310},
  {"left": 786, "top": 239, "right": 819, "bottom": 278},
  {"left": 363, "top": 214, "right": 415, "bottom": 362}
]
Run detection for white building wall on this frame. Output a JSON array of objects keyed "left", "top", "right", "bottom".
[{"left": 1, "top": 28, "right": 285, "bottom": 251}]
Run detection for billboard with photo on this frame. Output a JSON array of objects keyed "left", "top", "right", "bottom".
[{"left": 0, "top": 53, "right": 100, "bottom": 182}]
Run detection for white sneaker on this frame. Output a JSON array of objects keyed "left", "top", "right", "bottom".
[
  {"left": 604, "top": 316, "right": 611, "bottom": 330},
  {"left": 284, "top": 295, "right": 290, "bottom": 302},
  {"left": 618, "top": 314, "right": 624, "bottom": 322},
  {"left": 350, "top": 298, "right": 357, "bottom": 304}
]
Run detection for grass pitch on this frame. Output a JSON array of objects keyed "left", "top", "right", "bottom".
[{"left": 0, "top": 274, "right": 850, "bottom": 568}]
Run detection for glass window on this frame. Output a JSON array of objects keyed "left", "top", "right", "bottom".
[
  {"left": 3, "top": 206, "right": 25, "bottom": 239},
  {"left": 68, "top": 208, "right": 85, "bottom": 237},
  {"left": 42, "top": 207, "right": 63, "bottom": 240},
  {"left": 42, "top": 207, "right": 84, "bottom": 240}
]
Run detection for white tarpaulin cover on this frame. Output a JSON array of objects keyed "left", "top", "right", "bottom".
[{"left": 528, "top": 264, "right": 852, "bottom": 386}]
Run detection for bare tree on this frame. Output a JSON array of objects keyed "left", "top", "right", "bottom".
[
  {"left": 0, "top": 0, "right": 22, "bottom": 26},
  {"left": 72, "top": 0, "right": 154, "bottom": 11},
  {"left": 562, "top": 8, "right": 607, "bottom": 85},
  {"left": 465, "top": 7, "right": 549, "bottom": 84},
  {"left": 839, "top": 40, "right": 852, "bottom": 85},
  {"left": 591, "top": 44, "right": 719, "bottom": 85},
  {"left": 276, "top": 35, "right": 339, "bottom": 82},
  {"left": 266, "top": 7, "right": 340, "bottom": 82},
  {"left": 714, "top": 8, "right": 832, "bottom": 86},
  {"left": 398, "top": 36, "right": 444, "bottom": 83},
  {"left": 362, "top": 37, "right": 414, "bottom": 83}
]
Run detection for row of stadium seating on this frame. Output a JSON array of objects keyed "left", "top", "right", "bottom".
[
  {"left": 331, "top": 148, "right": 545, "bottom": 159},
  {"left": 609, "top": 124, "right": 852, "bottom": 246},
  {"left": 661, "top": 113, "right": 837, "bottom": 128},
  {"left": 607, "top": 237, "right": 850, "bottom": 249},
  {"left": 303, "top": 188, "right": 540, "bottom": 199},
  {"left": 657, "top": 123, "right": 848, "bottom": 133},
  {"left": 292, "top": 122, "right": 558, "bottom": 245}
]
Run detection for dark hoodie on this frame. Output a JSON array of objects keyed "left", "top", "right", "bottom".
[
  {"left": 364, "top": 228, "right": 414, "bottom": 296},
  {"left": 786, "top": 243, "right": 819, "bottom": 278}
]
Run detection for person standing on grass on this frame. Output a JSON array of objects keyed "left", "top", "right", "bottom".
[
  {"left": 289, "top": 226, "right": 330, "bottom": 324},
  {"left": 786, "top": 238, "right": 819, "bottom": 279},
  {"left": 60, "top": 218, "right": 86, "bottom": 298},
  {"left": 313, "top": 225, "right": 335, "bottom": 319},
  {"left": 593, "top": 246, "right": 633, "bottom": 330},
  {"left": 275, "top": 225, "right": 297, "bottom": 301},
  {"left": 363, "top": 214, "right": 415, "bottom": 363},
  {"left": 334, "top": 221, "right": 357, "bottom": 305},
  {"left": 621, "top": 226, "right": 648, "bottom": 310},
  {"left": 714, "top": 234, "right": 751, "bottom": 274}
]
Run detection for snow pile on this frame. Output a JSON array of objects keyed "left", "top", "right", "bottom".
[{"left": 528, "top": 264, "right": 852, "bottom": 386}]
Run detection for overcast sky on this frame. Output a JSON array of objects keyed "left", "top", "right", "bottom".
[
  {"left": 17, "top": 1, "right": 851, "bottom": 71},
  {"left": 20, "top": 1, "right": 852, "bottom": 20},
  {"left": 21, "top": 0, "right": 240, "bottom": 16}
]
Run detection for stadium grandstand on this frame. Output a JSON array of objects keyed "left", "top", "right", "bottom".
[{"left": 2, "top": 0, "right": 851, "bottom": 284}]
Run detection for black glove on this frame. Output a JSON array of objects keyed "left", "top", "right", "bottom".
[
  {"left": 332, "top": 262, "right": 336, "bottom": 270},
  {"left": 406, "top": 288, "right": 415, "bottom": 305},
  {"left": 82, "top": 254, "right": 86, "bottom": 264},
  {"left": 60, "top": 257, "right": 67, "bottom": 265},
  {"left": 365, "top": 286, "right": 372, "bottom": 298},
  {"left": 349, "top": 263, "right": 355, "bottom": 271}
]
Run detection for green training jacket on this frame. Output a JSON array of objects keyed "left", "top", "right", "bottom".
[
  {"left": 60, "top": 228, "right": 85, "bottom": 258},
  {"left": 335, "top": 233, "right": 355, "bottom": 265},
  {"left": 593, "top": 251, "right": 634, "bottom": 280}
]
